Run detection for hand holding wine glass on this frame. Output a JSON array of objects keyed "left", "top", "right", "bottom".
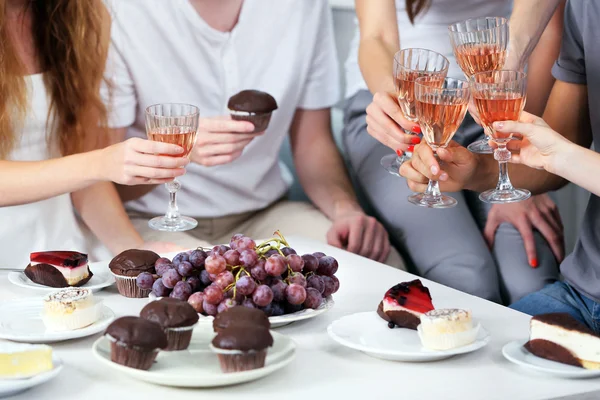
[{"left": 366, "top": 92, "right": 421, "bottom": 152}]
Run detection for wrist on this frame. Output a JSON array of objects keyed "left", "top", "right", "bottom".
[
  {"left": 89, "top": 148, "right": 109, "bottom": 182},
  {"left": 547, "top": 142, "right": 579, "bottom": 176},
  {"left": 331, "top": 199, "right": 363, "bottom": 220}
]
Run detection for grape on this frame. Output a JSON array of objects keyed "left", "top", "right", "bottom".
[
  {"left": 200, "top": 269, "right": 212, "bottom": 286},
  {"left": 265, "top": 254, "right": 287, "bottom": 276},
  {"left": 285, "top": 303, "right": 303, "bottom": 314},
  {"left": 317, "top": 256, "right": 338, "bottom": 276},
  {"left": 304, "top": 288, "right": 323, "bottom": 309},
  {"left": 177, "top": 261, "right": 194, "bottom": 277},
  {"left": 152, "top": 278, "right": 170, "bottom": 297},
  {"left": 236, "top": 275, "right": 257, "bottom": 296},
  {"left": 286, "top": 254, "right": 304, "bottom": 273},
  {"left": 270, "top": 279, "right": 288, "bottom": 302},
  {"left": 252, "top": 285, "right": 274, "bottom": 307},
  {"left": 162, "top": 269, "right": 182, "bottom": 289},
  {"left": 331, "top": 275, "right": 340, "bottom": 293},
  {"left": 307, "top": 275, "right": 325, "bottom": 294},
  {"left": 170, "top": 281, "right": 192, "bottom": 301},
  {"left": 156, "top": 262, "right": 174, "bottom": 277},
  {"left": 187, "top": 276, "right": 202, "bottom": 292},
  {"left": 229, "top": 233, "right": 244, "bottom": 250},
  {"left": 288, "top": 272, "right": 307, "bottom": 288},
  {"left": 205, "top": 255, "right": 227, "bottom": 274},
  {"left": 265, "top": 249, "right": 279, "bottom": 258},
  {"left": 223, "top": 249, "right": 241, "bottom": 266},
  {"left": 217, "top": 298, "right": 237, "bottom": 314},
  {"left": 211, "top": 245, "right": 229, "bottom": 256},
  {"left": 250, "top": 264, "right": 268, "bottom": 281},
  {"left": 188, "top": 292, "right": 205, "bottom": 313},
  {"left": 237, "top": 237, "right": 256, "bottom": 251},
  {"left": 312, "top": 252, "right": 326, "bottom": 259},
  {"left": 203, "top": 299, "right": 218, "bottom": 316},
  {"left": 204, "top": 285, "right": 224, "bottom": 305},
  {"left": 241, "top": 298, "right": 256, "bottom": 309},
  {"left": 136, "top": 272, "right": 155, "bottom": 290},
  {"left": 301, "top": 254, "right": 319, "bottom": 272},
  {"left": 239, "top": 250, "right": 258, "bottom": 268},
  {"left": 172, "top": 252, "right": 190, "bottom": 266},
  {"left": 155, "top": 257, "right": 172, "bottom": 269},
  {"left": 261, "top": 302, "right": 284, "bottom": 317},
  {"left": 281, "top": 247, "right": 297, "bottom": 256},
  {"left": 322, "top": 276, "right": 335, "bottom": 297},
  {"left": 215, "top": 271, "right": 234, "bottom": 289},
  {"left": 286, "top": 284, "right": 307, "bottom": 305},
  {"left": 189, "top": 249, "right": 207, "bottom": 269}
]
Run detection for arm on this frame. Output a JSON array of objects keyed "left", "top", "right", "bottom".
[{"left": 553, "top": 146, "right": 600, "bottom": 197}]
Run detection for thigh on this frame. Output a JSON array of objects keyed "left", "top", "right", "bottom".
[{"left": 128, "top": 213, "right": 212, "bottom": 250}]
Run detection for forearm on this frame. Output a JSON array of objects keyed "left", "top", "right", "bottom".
[
  {"left": 359, "top": 38, "right": 398, "bottom": 95},
  {"left": 71, "top": 182, "right": 143, "bottom": 255},
  {"left": 551, "top": 144, "right": 600, "bottom": 197},
  {"left": 0, "top": 151, "right": 104, "bottom": 206}
]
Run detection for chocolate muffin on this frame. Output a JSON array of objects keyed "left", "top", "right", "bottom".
[
  {"left": 140, "top": 298, "right": 199, "bottom": 351},
  {"left": 227, "top": 90, "right": 278, "bottom": 133},
  {"left": 213, "top": 306, "right": 270, "bottom": 333},
  {"left": 210, "top": 325, "right": 273, "bottom": 373},
  {"left": 105, "top": 316, "right": 167, "bottom": 370},
  {"left": 109, "top": 249, "right": 159, "bottom": 298}
]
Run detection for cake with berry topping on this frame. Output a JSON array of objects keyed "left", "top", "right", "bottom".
[
  {"left": 377, "top": 279, "right": 435, "bottom": 330},
  {"left": 24, "top": 251, "right": 92, "bottom": 288}
]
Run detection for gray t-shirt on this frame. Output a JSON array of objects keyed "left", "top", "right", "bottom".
[{"left": 552, "top": 0, "right": 600, "bottom": 302}]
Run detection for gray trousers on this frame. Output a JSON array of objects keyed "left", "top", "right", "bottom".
[{"left": 341, "top": 90, "right": 559, "bottom": 305}]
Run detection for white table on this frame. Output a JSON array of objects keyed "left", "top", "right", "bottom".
[{"left": 2, "top": 236, "right": 599, "bottom": 400}]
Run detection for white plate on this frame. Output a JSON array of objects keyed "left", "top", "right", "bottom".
[
  {"left": 8, "top": 268, "right": 115, "bottom": 293},
  {"left": 327, "top": 311, "right": 490, "bottom": 362},
  {"left": 92, "top": 329, "right": 296, "bottom": 387},
  {"left": 149, "top": 293, "right": 335, "bottom": 328},
  {"left": 0, "top": 298, "right": 115, "bottom": 343},
  {"left": 502, "top": 340, "right": 600, "bottom": 379},
  {"left": 0, "top": 355, "right": 63, "bottom": 398}
]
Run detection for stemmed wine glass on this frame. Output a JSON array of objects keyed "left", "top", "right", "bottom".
[
  {"left": 145, "top": 103, "right": 199, "bottom": 232},
  {"left": 408, "top": 77, "right": 470, "bottom": 208},
  {"left": 470, "top": 70, "right": 530, "bottom": 204},
  {"left": 381, "top": 48, "right": 450, "bottom": 176},
  {"left": 448, "top": 17, "right": 509, "bottom": 154}
]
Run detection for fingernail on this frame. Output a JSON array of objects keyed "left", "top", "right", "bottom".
[
  {"left": 430, "top": 165, "right": 439, "bottom": 175},
  {"left": 494, "top": 122, "right": 504, "bottom": 129},
  {"left": 530, "top": 258, "right": 538, "bottom": 268},
  {"left": 412, "top": 125, "right": 422, "bottom": 134},
  {"left": 396, "top": 149, "right": 404, "bottom": 156},
  {"left": 407, "top": 145, "right": 415, "bottom": 152},
  {"left": 440, "top": 172, "right": 448, "bottom": 181},
  {"left": 411, "top": 136, "right": 421, "bottom": 145}
]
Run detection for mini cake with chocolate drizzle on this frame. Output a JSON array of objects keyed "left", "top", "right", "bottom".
[
  {"left": 25, "top": 251, "right": 92, "bottom": 288},
  {"left": 417, "top": 309, "right": 479, "bottom": 350},
  {"left": 42, "top": 287, "right": 100, "bottom": 331},
  {"left": 377, "top": 279, "right": 435, "bottom": 330}
]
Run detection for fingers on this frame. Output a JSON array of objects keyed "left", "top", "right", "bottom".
[
  {"left": 195, "top": 140, "right": 253, "bottom": 158},
  {"left": 410, "top": 144, "right": 443, "bottom": 180},
  {"left": 483, "top": 213, "right": 501, "bottom": 249},
  {"left": 123, "top": 166, "right": 186, "bottom": 185},
  {"left": 326, "top": 227, "right": 345, "bottom": 249},
  {"left": 378, "top": 237, "right": 391, "bottom": 263},
  {"left": 399, "top": 159, "right": 429, "bottom": 192},
  {"left": 198, "top": 116, "right": 255, "bottom": 133},
  {"left": 366, "top": 102, "right": 417, "bottom": 151},
  {"left": 493, "top": 120, "right": 536, "bottom": 137},
  {"left": 530, "top": 209, "right": 565, "bottom": 262},
  {"left": 198, "top": 150, "right": 245, "bottom": 167},
  {"left": 346, "top": 217, "right": 365, "bottom": 255},
  {"left": 128, "top": 137, "right": 185, "bottom": 156},
  {"left": 128, "top": 151, "right": 190, "bottom": 169},
  {"left": 365, "top": 115, "right": 407, "bottom": 151},
  {"left": 373, "top": 92, "right": 416, "bottom": 132},
  {"left": 514, "top": 219, "right": 537, "bottom": 268},
  {"left": 358, "top": 218, "right": 377, "bottom": 259},
  {"left": 196, "top": 132, "right": 263, "bottom": 146}
]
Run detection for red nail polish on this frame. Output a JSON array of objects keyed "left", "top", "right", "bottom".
[
  {"left": 407, "top": 145, "right": 415, "bottom": 152},
  {"left": 396, "top": 149, "right": 403, "bottom": 156},
  {"left": 411, "top": 136, "right": 421, "bottom": 145},
  {"left": 530, "top": 258, "right": 539, "bottom": 268},
  {"left": 412, "top": 125, "right": 422, "bottom": 134}
]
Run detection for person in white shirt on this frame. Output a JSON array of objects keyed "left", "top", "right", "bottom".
[{"left": 107, "top": 0, "right": 404, "bottom": 267}]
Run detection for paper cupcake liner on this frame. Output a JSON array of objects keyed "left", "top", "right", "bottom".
[
  {"left": 107, "top": 335, "right": 159, "bottom": 371},
  {"left": 209, "top": 344, "right": 267, "bottom": 373},
  {"left": 417, "top": 323, "right": 480, "bottom": 351},
  {"left": 164, "top": 325, "right": 195, "bottom": 351},
  {"left": 42, "top": 301, "right": 102, "bottom": 332},
  {"left": 229, "top": 110, "right": 273, "bottom": 133},
  {"left": 110, "top": 272, "right": 151, "bottom": 298}
]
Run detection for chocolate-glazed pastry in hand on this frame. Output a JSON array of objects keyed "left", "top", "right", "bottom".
[
  {"left": 105, "top": 316, "right": 167, "bottom": 370},
  {"left": 227, "top": 90, "right": 278, "bottom": 133},
  {"left": 210, "top": 325, "right": 273, "bottom": 373},
  {"left": 109, "top": 249, "right": 159, "bottom": 298},
  {"left": 140, "top": 298, "right": 199, "bottom": 351},
  {"left": 212, "top": 306, "right": 270, "bottom": 333}
]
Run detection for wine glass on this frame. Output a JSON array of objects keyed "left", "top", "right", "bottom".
[
  {"left": 470, "top": 70, "right": 530, "bottom": 204},
  {"left": 448, "top": 17, "right": 509, "bottom": 154},
  {"left": 408, "top": 77, "right": 470, "bottom": 208},
  {"left": 381, "top": 48, "right": 450, "bottom": 176},
  {"left": 145, "top": 103, "right": 199, "bottom": 232}
]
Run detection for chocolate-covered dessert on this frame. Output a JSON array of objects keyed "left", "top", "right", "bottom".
[
  {"left": 378, "top": 280, "right": 435, "bottom": 330},
  {"left": 109, "top": 249, "right": 159, "bottom": 298},
  {"left": 211, "top": 325, "right": 273, "bottom": 373},
  {"left": 213, "top": 306, "right": 270, "bottom": 333},
  {"left": 140, "top": 298, "right": 199, "bottom": 351},
  {"left": 227, "top": 90, "right": 278, "bottom": 133},
  {"left": 24, "top": 251, "right": 92, "bottom": 288},
  {"left": 105, "top": 316, "right": 167, "bottom": 370}
]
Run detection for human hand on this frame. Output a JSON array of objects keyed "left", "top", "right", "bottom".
[
  {"left": 191, "top": 116, "right": 264, "bottom": 166},
  {"left": 366, "top": 92, "right": 422, "bottom": 153},
  {"left": 101, "top": 137, "right": 189, "bottom": 185},
  {"left": 484, "top": 193, "right": 565, "bottom": 267}
]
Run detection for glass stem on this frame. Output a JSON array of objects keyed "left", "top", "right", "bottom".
[
  {"left": 425, "top": 179, "right": 442, "bottom": 200},
  {"left": 165, "top": 179, "right": 181, "bottom": 220},
  {"left": 494, "top": 143, "right": 514, "bottom": 191}
]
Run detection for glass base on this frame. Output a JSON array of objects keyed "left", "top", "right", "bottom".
[
  {"left": 381, "top": 153, "right": 411, "bottom": 177},
  {"left": 479, "top": 188, "right": 531, "bottom": 204},
  {"left": 467, "top": 139, "right": 494, "bottom": 154},
  {"left": 408, "top": 193, "right": 458, "bottom": 209},
  {"left": 149, "top": 215, "right": 198, "bottom": 232}
]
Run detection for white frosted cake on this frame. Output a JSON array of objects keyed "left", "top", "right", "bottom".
[
  {"left": 42, "top": 287, "right": 100, "bottom": 331},
  {"left": 417, "top": 309, "right": 479, "bottom": 350}
]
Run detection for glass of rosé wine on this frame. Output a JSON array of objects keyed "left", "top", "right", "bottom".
[
  {"left": 381, "top": 48, "right": 449, "bottom": 176},
  {"left": 470, "top": 70, "right": 530, "bottom": 204},
  {"left": 408, "top": 77, "right": 470, "bottom": 208},
  {"left": 145, "top": 103, "right": 199, "bottom": 232},
  {"left": 448, "top": 17, "right": 509, "bottom": 155}
]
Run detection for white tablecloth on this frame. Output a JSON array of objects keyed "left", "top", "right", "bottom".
[{"left": 2, "top": 236, "right": 599, "bottom": 400}]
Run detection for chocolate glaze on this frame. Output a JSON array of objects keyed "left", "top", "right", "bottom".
[
  {"left": 533, "top": 313, "right": 598, "bottom": 337},
  {"left": 24, "top": 264, "right": 93, "bottom": 288},
  {"left": 213, "top": 306, "right": 270, "bottom": 332},
  {"left": 525, "top": 339, "right": 583, "bottom": 368},
  {"left": 109, "top": 249, "right": 159, "bottom": 277},
  {"left": 106, "top": 316, "right": 167, "bottom": 350},
  {"left": 386, "top": 310, "right": 421, "bottom": 330},
  {"left": 376, "top": 301, "right": 391, "bottom": 322},
  {"left": 227, "top": 90, "right": 278, "bottom": 113},
  {"left": 212, "top": 325, "right": 273, "bottom": 352},
  {"left": 140, "top": 298, "right": 199, "bottom": 328}
]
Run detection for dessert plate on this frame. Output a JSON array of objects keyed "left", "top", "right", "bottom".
[
  {"left": 149, "top": 293, "right": 335, "bottom": 328},
  {"left": 327, "top": 311, "right": 490, "bottom": 362},
  {"left": 7, "top": 268, "right": 114, "bottom": 293},
  {"left": 0, "top": 355, "right": 63, "bottom": 398},
  {"left": 502, "top": 340, "right": 600, "bottom": 379},
  {"left": 92, "top": 329, "right": 296, "bottom": 387},
  {"left": 0, "top": 298, "right": 115, "bottom": 343}
]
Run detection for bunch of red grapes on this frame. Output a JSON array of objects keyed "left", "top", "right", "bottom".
[{"left": 135, "top": 232, "right": 340, "bottom": 317}]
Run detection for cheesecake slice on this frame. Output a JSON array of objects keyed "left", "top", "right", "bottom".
[
  {"left": 24, "top": 251, "right": 92, "bottom": 288},
  {"left": 0, "top": 343, "right": 53, "bottom": 379},
  {"left": 525, "top": 313, "right": 600, "bottom": 370},
  {"left": 377, "top": 279, "right": 435, "bottom": 330}
]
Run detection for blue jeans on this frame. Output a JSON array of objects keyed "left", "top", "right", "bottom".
[{"left": 510, "top": 281, "right": 600, "bottom": 334}]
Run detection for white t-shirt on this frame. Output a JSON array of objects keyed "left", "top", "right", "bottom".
[
  {"left": 106, "top": 0, "right": 340, "bottom": 218},
  {"left": 344, "top": 0, "right": 512, "bottom": 99}
]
